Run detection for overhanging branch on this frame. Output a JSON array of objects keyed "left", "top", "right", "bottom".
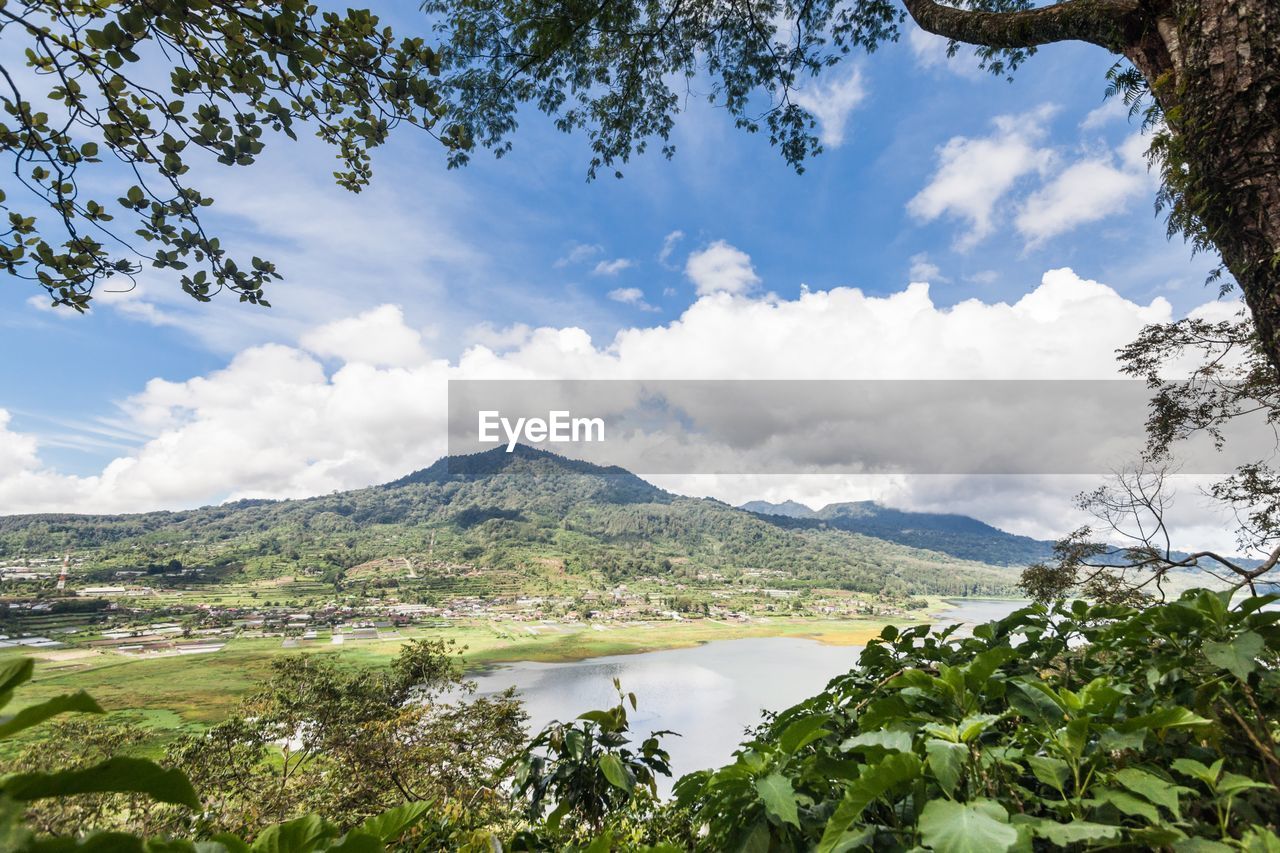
[{"left": 901, "top": 0, "right": 1142, "bottom": 52}]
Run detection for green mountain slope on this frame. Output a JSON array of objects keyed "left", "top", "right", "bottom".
[
  {"left": 0, "top": 447, "right": 1017, "bottom": 596},
  {"left": 740, "top": 499, "right": 1055, "bottom": 566}
]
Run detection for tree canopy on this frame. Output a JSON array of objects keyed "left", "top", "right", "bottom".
[{"left": 0, "top": 0, "right": 461, "bottom": 310}]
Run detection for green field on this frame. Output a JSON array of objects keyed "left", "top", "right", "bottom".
[{"left": 2, "top": 614, "right": 910, "bottom": 753}]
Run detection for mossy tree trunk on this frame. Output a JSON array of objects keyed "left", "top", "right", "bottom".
[{"left": 906, "top": 0, "right": 1280, "bottom": 376}]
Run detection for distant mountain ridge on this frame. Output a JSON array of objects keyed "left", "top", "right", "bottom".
[
  {"left": 739, "top": 499, "right": 1055, "bottom": 567},
  {"left": 0, "top": 447, "right": 1019, "bottom": 597}
]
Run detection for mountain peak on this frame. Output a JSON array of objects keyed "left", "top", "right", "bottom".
[
  {"left": 739, "top": 499, "right": 820, "bottom": 518},
  {"left": 739, "top": 496, "right": 1052, "bottom": 567},
  {"left": 386, "top": 445, "right": 669, "bottom": 504}
]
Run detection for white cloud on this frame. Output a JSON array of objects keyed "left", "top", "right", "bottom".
[
  {"left": 684, "top": 240, "right": 761, "bottom": 296},
  {"left": 906, "top": 26, "right": 982, "bottom": 79},
  {"left": 1080, "top": 97, "right": 1131, "bottom": 131},
  {"left": 908, "top": 253, "right": 947, "bottom": 283},
  {"left": 554, "top": 243, "right": 603, "bottom": 268},
  {"left": 466, "top": 322, "right": 534, "bottom": 351},
  {"left": 592, "top": 258, "right": 634, "bottom": 276},
  {"left": 1016, "top": 134, "right": 1153, "bottom": 247},
  {"left": 908, "top": 107, "right": 1057, "bottom": 250},
  {"left": 658, "top": 230, "right": 685, "bottom": 267},
  {"left": 0, "top": 410, "right": 40, "bottom": 475},
  {"left": 792, "top": 66, "right": 866, "bottom": 147},
  {"left": 0, "top": 267, "right": 1185, "bottom": 514},
  {"left": 608, "top": 287, "right": 659, "bottom": 311},
  {"left": 299, "top": 305, "right": 430, "bottom": 368},
  {"left": 6, "top": 266, "right": 1251, "bottom": 553}
]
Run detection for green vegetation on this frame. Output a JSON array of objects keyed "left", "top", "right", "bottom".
[
  {"left": 1, "top": 0, "right": 459, "bottom": 310},
  {"left": 0, "top": 447, "right": 1019, "bottom": 604},
  {"left": 1, "top": 615, "right": 903, "bottom": 753},
  {"left": 743, "top": 500, "right": 1057, "bottom": 567},
  {"left": 4, "top": 589, "right": 1280, "bottom": 850}
]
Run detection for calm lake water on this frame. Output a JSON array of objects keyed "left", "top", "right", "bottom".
[{"left": 468, "top": 599, "right": 1028, "bottom": 787}]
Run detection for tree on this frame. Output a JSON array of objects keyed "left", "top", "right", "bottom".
[
  {"left": 1020, "top": 307, "right": 1280, "bottom": 602},
  {"left": 163, "top": 639, "right": 527, "bottom": 837},
  {"left": 1, "top": 0, "right": 463, "bottom": 310},
  {"left": 509, "top": 679, "right": 674, "bottom": 838},
  {"left": 426, "top": 0, "right": 1280, "bottom": 376}
]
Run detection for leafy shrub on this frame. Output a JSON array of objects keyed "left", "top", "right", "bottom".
[
  {"left": 508, "top": 679, "right": 675, "bottom": 842},
  {"left": 0, "top": 656, "right": 437, "bottom": 851},
  {"left": 671, "top": 590, "right": 1280, "bottom": 851}
]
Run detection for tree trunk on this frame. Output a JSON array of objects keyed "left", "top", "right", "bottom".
[
  {"left": 904, "top": 0, "right": 1280, "bottom": 378},
  {"left": 1131, "top": 0, "right": 1280, "bottom": 378}
]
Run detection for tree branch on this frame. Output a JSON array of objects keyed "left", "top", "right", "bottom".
[{"left": 900, "top": 0, "right": 1141, "bottom": 52}]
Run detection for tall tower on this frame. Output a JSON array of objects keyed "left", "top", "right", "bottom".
[{"left": 56, "top": 553, "right": 68, "bottom": 591}]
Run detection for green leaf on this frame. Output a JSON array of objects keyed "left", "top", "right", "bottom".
[
  {"left": 925, "top": 739, "right": 967, "bottom": 797},
  {"left": 1025, "top": 818, "right": 1122, "bottom": 845},
  {"left": 818, "top": 753, "right": 921, "bottom": 853},
  {"left": 248, "top": 814, "right": 337, "bottom": 853},
  {"left": 779, "top": 714, "right": 831, "bottom": 754},
  {"left": 1173, "top": 839, "right": 1237, "bottom": 853},
  {"left": 0, "top": 658, "right": 33, "bottom": 709},
  {"left": 598, "top": 753, "right": 633, "bottom": 793},
  {"left": 1, "top": 757, "right": 200, "bottom": 809},
  {"left": 1086, "top": 789, "right": 1160, "bottom": 823},
  {"left": 1171, "top": 758, "right": 1221, "bottom": 788},
  {"left": 1240, "top": 826, "right": 1280, "bottom": 852},
  {"left": 1027, "top": 755, "right": 1070, "bottom": 794},
  {"left": 755, "top": 772, "right": 799, "bottom": 828},
  {"left": 1119, "top": 707, "right": 1212, "bottom": 734},
  {"left": 957, "top": 714, "right": 1001, "bottom": 743},
  {"left": 1114, "top": 768, "right": 1185, "bottom": 815},
  {"left": 739, "top": 821, "right": 771, "bottom": 853},
  {"left": 840, "top": 729, "right": 912, "bottom": 755},
  {"left": 354, "top": 801, "right": 431, "bottom": 842},
  {"left": 1216, "top": 771, "right": 1273, "bottom": 797},
  {"left": 1204, "top": 631, "right": 1264, "bottom": 680},
  {"left": 323, "top": 832, "right": 383, "bottom": 853},
  {"left": 964, "top": 647, "right": 1017, "bottom": 686},
  {"left": 917, "top": 799, "right": 1018, "bottom": 853},
  {"left": 206, "top": 836, "right": 250, "bottom": 853},
  {"left": 0, "top": 691, "right": 103, "bottom": 739}
]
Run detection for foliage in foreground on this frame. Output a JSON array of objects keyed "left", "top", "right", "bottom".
[
  {"left": 0, "top": 654, "right": 435, "bottom": 851},
  {"left": 670, "top": 590, "right": 1280, "bottom": 851},
  {"left": 4, "top": 589, "right": 1280, "bottom": 851}
]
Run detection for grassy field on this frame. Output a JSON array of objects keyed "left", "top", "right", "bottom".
[{"left": 2, "top": 614, "right": 911, "bottom": 751}]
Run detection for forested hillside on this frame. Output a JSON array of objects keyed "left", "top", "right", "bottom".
[
  {"left": 742, "top": 500, "right": 1055, "bottom": 566},
  {"left": 0, "top": 447, "right": 1016, "bottom": 597}
]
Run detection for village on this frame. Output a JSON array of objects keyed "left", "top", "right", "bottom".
[{"left": 0, "top": 555, "right": 930, "bottom": 659}]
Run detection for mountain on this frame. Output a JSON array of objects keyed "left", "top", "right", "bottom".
[
  {"left": 738, "top": 500, "right": 817, "bottom": 519},
  {"left": 0, "top": 447, "right": 1018, "bottom": 597},
  {"left": 741, "top": 499, "right": 1055, "bottom": 566}
]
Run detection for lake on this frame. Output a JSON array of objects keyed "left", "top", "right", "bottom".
[{"left": 469, "top": 599, "right": 1028, "bottom": 787}]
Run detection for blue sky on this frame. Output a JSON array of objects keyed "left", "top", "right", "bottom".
[{"left": 0, "top": 16, "right": 1236, "bottom": 544}]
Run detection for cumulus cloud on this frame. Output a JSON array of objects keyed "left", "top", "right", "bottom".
[
  {"left": 1016, "top": 134, "right": 1153, "bottom": 246},
  {"left": 0, "top": 267, "right": 1183, "bottom": 509},
  {"left": 608, "top": 287, "right": 659, "bottom": 311},
  {"left": 908, "top": 107, "right": 1057, "bottom": 250},
  {"left": 592, "top": 258, "right": 634, "bottom": 276},
  {"left": 684, "top": 240, "right": 761, "bottom": 296},
  {"left": 908, "top": 253, "right": 947, "bottom": 283},
  {"left": 299, "top": 305, "right": 430, "bottom": 368},
  {"left": 792, "top": 66, "right": 866, "bottom": 147},
  {"left": 465, "top": 322, "right": 534, "bottom": 351},
  {"left": 5, "top": 266, "right": 1253, "bottom": 552},
  {"left": 1080, "top": 97, "right": 1131, "bottom": 131}
]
